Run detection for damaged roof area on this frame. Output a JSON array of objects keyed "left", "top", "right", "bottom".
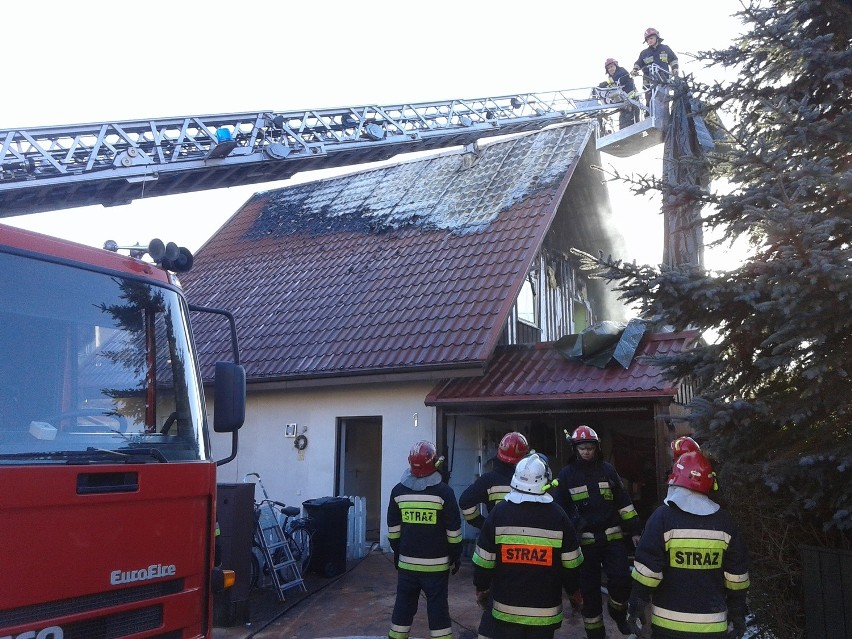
[
  {"left": 425, "top": 331, "right": 700, "bottom": 406},
  {"left": 182, "top": 123, "right": 601, "bottom": 383},
  {"left": 250, "top": 126, "right": 584, "bottom": 237}
]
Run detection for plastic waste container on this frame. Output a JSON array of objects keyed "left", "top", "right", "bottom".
[{"left": 302, "top": 496, "right": 353, "bottom": 577}]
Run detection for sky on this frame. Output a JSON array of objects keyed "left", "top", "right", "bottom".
[{"left": 3, "top": 0, "right": 747, "bottom": 270}]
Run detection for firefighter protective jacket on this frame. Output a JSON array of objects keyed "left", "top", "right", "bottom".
[
  {"left": 458, "top": 458, "right": 515, "bottom": 528},
  {"left": 633, "top": 43, "right": 679, "bottom": 77},
  {"left": 473, "top": 498, "right": 583, "bottom": 631},
  {"left": 387, "top": 472, "right": 463, "bottom": 573},
  {"left": 598, "top": 66, "right": 638, "bottom": 99},
  {"left": 553, "top": 458, "right": 640, "bottom": 545},
  {"left": 631, "top": 502, "right": 750, "bottom": 637}
]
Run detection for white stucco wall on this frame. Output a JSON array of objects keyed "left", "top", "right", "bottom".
[{"left": 208, "top": 380, "right": 439, "bottom": 550}]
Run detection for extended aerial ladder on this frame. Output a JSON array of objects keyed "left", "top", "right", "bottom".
[{"left": 0, "top": 84, "right": 667, "bottom": 217}]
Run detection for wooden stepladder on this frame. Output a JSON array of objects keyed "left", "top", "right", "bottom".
[{"left": 255, "top": 501, "right": 306, "bottom": 600}]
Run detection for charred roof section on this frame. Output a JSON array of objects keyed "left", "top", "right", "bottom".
[{"left": 182, "top": 123, "right": 617, "bottom": 384}]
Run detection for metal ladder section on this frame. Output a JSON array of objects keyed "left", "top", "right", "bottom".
[
  {"left": 0, "top": 87, "right": 628, "bottom": 216},
  {"left": 255, "top": 501, "right": 306, "bottom": 600}
]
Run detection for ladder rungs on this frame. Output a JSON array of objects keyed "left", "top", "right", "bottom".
[{"left": 256, "top": 502, "right": 306, "bottom": 599}]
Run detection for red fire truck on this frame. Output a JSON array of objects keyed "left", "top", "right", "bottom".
[{"left": 0, "top": 224, "right": 245, "bottom": 639}]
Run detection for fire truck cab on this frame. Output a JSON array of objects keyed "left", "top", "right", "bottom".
[{"left": 0, "top": 223, "right": 245, "bottom": 639}]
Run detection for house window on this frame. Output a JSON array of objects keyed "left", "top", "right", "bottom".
[
  {"left": 517, "top": 274, "right": 538, "bottom": 326},
  {"left": 572, "top": 277, "right": 591, "bottom": 333},
  {"left": 573, "top": 301, "right": 589, "bottom": 333}
]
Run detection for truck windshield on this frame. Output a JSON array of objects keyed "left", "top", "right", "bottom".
[{"left": 0, "top": 251, "right": 206, "bottom": 463}]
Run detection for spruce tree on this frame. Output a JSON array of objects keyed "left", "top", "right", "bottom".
[{"left": 577, "top": 1, "right": 851, "bottom": 635}]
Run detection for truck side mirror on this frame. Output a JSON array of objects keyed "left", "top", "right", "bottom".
[{"left": 213, "top": 362, "right": 245, "bottom": 433}]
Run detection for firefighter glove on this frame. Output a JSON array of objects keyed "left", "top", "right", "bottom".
[
  {"left": 727, "top": 614, "right": 747, "bottom": 638},
  {"left": 451, "top": 556, "right": 462, "bottom": 575},
  {"left": 627, "top": 595, "right": 649, "bottom": 636},
  {"left": 475, "top": 590, "right": 490, "bottom": 608}
]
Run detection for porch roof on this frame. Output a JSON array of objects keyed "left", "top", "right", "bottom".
[{"left": 425, "top": 331, "right": 699, "bottom": 405}]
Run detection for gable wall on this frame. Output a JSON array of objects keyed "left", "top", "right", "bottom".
[{"left": 546, "top": 143, "right": 629, "bottom": 323}]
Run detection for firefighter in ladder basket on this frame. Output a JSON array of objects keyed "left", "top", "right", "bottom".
[
  {"left": 597, "top": 58, "right": 640, "bottom": 130},
  {"left": 632, "top": 27, "right": 679, "bottom": 113}
]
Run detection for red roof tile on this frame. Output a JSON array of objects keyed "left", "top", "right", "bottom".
[
  {"left": 425, "top": 331, "right": 700, "bottom": 405},
  {"left": 181, "top": 124, "right": 605, "bottom": 382}
]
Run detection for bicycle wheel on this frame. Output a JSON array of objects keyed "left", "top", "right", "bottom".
[
  {"left": 287, "top": 525, "right": 312, "bottom": 574},
  {"left": 270, "top": 545, "right": 292, "bottom": 584},
  {"left": 249, "top": 544, "right": 263, "bottom": 588}
]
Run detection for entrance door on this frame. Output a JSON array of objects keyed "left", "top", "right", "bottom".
[{"left": 337, "top": 417, "right": 382, "bottom": 542}]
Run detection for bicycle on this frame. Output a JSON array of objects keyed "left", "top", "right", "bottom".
[{"left": 242, "top": 472, "right": 313, "bottom": 589}]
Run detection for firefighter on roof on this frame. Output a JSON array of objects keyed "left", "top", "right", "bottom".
[
  {"left": 628, "top": 451, "right": 751, "bottom": 638},
  {"left": 472, "top": 452, "right": 583, "bottom": 639},
  {"left": 459, "top": 431, "right": 530, "bottom": 639},
  {"left": 553, "top": 426, "right": 640, "bottom": 638},
  {"left": 387, "top": 441, "right": 463, "bottom": 639}
]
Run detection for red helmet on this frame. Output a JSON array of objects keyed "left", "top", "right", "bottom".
[
  {"left": 644, "top": 27, "right": 660, "bottom": 42},
  {"left": 668, "top": 451, "right": 717, "bottom": 494},
  {"left": 604, "top": 57, "right": 618, "bottom": 71},
  {"left": 671, "top": 436, "right": 700, "bottom": 461},
  {"left": 569, "top": 425, "right": 599, "bottom": 446},
  {"left": 497, "top": 432, "right": 530, "bottom": 464},
  {"left": 408, "top": 441, "right": 438, "bottom": 477}
]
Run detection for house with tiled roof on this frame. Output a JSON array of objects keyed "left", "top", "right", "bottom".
[{"left": 181, "top": 121, "right": 696, "bottom": 549}]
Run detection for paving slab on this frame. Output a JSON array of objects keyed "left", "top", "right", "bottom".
[{"left": 213, "top": 548, "right": 624, "bottom": 639}]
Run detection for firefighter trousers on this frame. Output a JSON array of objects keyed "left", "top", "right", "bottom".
[
  {"left": 477, "top": 590, "right": 496, "bottom": 639},
  {"left": 579, "top": 541, "right": 632, "bottom": 639},
  {"left": 389, "top": 569, "right": 452, "bottom": 639},
  {"left": 493, "top": 619, "right": 557, "bottom": 639}
]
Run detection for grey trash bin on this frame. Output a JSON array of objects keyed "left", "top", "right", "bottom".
[{"left": 302, "top": 496, "right": 353, "bottom": 577}]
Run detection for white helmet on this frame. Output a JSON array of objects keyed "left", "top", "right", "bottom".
[{"left": 511, "top": 453, "right": 552, "bottom": 495}]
